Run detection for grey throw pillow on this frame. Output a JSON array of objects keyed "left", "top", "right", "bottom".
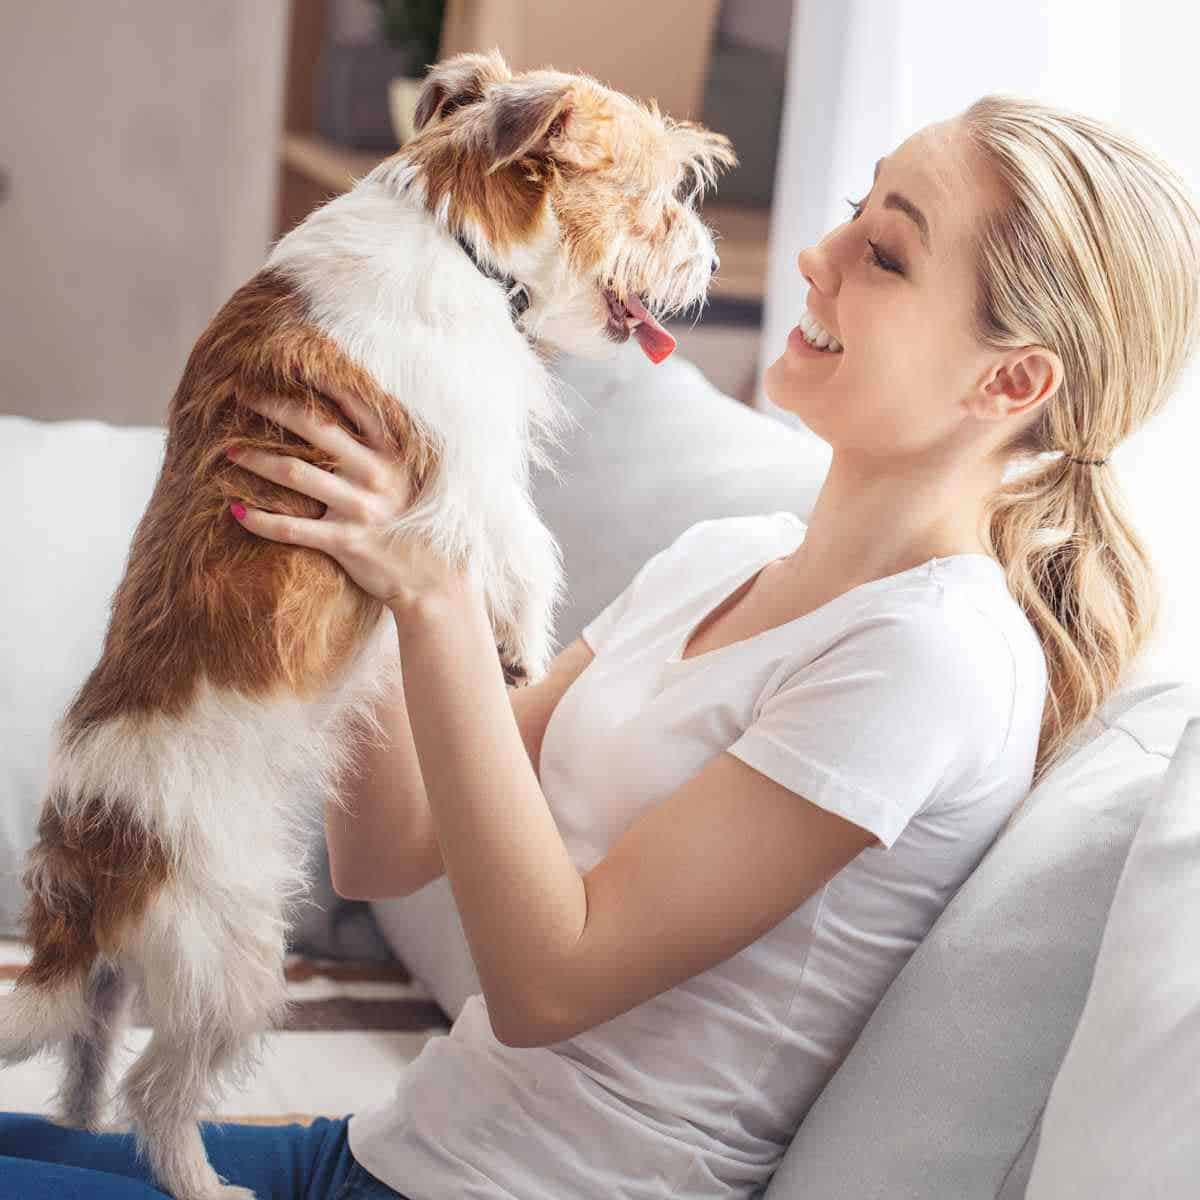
[
  {"left": 1024, "top": 715, "right": 1200, "bottom": 1198},
  {"left": 762, "top": 680, "right": 1200, "bottom": 1200}
]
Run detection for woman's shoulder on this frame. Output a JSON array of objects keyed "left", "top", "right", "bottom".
[
  {"left": 669, "top": 509, "right": 803, "bottom": 560},
  {"left": 847, "top": 565, "right": 1022, "bottom": 672}
]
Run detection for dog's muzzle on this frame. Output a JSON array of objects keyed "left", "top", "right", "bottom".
[{"left": 602, "top": 288, "right": 676, "bottom": 364}]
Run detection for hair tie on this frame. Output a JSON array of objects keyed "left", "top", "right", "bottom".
[{"left": 1064, "top": 453, "right": 1108, "bottom": 466}]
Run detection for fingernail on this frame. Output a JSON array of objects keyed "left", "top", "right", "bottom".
[
  {"left": 230, "top": 503, "right": 246, "bottom": 520},
  {"left": 226, "top": 446, "right": 240, "bottom": 460}
]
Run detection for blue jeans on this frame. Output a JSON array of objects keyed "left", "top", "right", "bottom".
[{"left": 0, "top": 1111, "right": 412, "bottom": 1199}]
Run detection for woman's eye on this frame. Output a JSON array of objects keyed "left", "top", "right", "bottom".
[{"left": 843, "top": 197, "right": 905, "bottom": 275}]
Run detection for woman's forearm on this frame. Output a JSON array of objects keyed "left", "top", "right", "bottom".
[
  {"left": 392, "top": 586, "right": 587, "bottom": 1045},
  {"left": 325, "top": 668, "right": 437, "bottom": 898}
]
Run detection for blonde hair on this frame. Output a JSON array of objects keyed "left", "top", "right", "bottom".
[{"left": 959, "top": 95, "right": 1200, "bottom": 787}]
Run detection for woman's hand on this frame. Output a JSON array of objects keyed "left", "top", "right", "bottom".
[{"left": 226, "top": 387, "right": 471, "bottom": 614}]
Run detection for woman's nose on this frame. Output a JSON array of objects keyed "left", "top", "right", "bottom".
[{"left": 797, "top": 250, "right": 820, "bottom": 290}]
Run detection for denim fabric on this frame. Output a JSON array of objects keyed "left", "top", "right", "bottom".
[{"left": 0, "top": 1111, "right": 412, "bottom": 1199}]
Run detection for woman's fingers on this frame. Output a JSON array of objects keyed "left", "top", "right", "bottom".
[
  {"left": 229, "top": 445, "right": 369, "bottom": 520},
  {"left": 321, "top": 380, "right": 392, "bottom": 451},
  {"left": 231, "top": 501, "right": 342, "bottom": 552},
  {"left": 240, "top": 393, "right": 381, "bottom": 487}
]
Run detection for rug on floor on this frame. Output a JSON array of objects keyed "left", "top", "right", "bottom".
[{"left": 0, "top": 938, "right": 453, "bottom": 1124}]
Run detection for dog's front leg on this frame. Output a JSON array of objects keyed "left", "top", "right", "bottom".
[{"left": 493, "top": 493, "right": 564, "bottom": 687}]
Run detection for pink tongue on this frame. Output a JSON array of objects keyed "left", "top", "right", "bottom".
[{"left": 625, "top": 294, "right": 676, "bottom": 364}]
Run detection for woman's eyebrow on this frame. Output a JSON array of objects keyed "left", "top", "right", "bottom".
[{"left": 874, "top": 157, "right": 932, "bottom": 254}]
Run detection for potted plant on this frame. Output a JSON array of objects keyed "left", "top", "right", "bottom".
[
  {"left": 316, "top": 0, "right": 446, "bottom": 150},
  {"left": 380, "top": 0, "right": 447, "bottom": 146}
]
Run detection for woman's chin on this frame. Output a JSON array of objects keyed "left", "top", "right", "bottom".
[
  {"left": 763, "top": 353, "right": 803, "bottom": 406},
  {"left": 766, "top": 334, "right": 845, "bottom": 400}
]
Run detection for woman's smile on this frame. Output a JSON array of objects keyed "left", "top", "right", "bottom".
[{"left": 786, "top": 322, "right": 844, "bottom": 358}]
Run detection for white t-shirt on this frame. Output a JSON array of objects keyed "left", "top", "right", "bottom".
[{"left": 349, "top": 511, "right": 1049, "bottom": 1200}]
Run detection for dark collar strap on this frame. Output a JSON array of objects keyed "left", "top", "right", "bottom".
[{"left": 453, "top": 232, "right": 531, "bottom": 323}]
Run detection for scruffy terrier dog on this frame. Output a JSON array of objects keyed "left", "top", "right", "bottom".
[{"left": 0, "top": 48, "right": 734, "bottom": 1200}]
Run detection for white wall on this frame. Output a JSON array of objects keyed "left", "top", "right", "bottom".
[{"left": 0, "top": 2, "right": 288, "bottom": 426}]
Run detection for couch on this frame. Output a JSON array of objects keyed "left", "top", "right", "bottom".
[{"left": 3, "top": 343, "right": 1197, "bottom": 1196}]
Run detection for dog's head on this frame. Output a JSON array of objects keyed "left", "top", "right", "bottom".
[{"left": 386, "top": 49, "right": 737, "bottom": 362}]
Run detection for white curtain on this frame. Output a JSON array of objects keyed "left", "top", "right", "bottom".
[{"left": 757, "top": 0, "right": 1199, "bottom": 682}]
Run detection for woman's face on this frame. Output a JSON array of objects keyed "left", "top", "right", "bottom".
[{"left": 765, "top": 119, "right": 1004, "bottom": 466}]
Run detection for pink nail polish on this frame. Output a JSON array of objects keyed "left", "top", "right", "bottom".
[
  {"left": 226, "top": 446, "right": 240, "bottom": 460},
  {"left": 230, "top": 503, "right": 246, "bottom": 520}
]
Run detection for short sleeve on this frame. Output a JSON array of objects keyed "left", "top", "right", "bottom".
[
  {"left": 581, "top": 521, "right": 715, "bottom": 655},
  {"left": 726, "top": 604, "right": 1016, "bottom": 849}
]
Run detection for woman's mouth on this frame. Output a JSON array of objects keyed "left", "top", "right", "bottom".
[
  {"left": 788, "top": 307, "right": 844, "bottom": 355},
  {"left": 787, "top": 321, "right": 845, "bottom": 357},
  {"left": 603, "top": 288, "right": 677, "bottom": 364}
]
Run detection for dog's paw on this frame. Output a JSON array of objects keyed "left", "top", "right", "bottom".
[
  {"left": 198, "top": 1186, "right": 257, "bottom": 1200},
  {"left": 168, "top": 1175, "right": 258, "bottom": 1200},
  {"left": 500, "top": 655, "right": 529, "bottom": 688},
  {"left": 47, "top": 1110, "right": 108, "bottom": 1134}
]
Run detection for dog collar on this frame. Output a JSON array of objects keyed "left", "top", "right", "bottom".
[{"left": 453, "top": 232, "right": 531, "bottom": 323}]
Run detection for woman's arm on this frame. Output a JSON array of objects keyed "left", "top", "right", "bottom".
[
  {"left": 326, "top": 668, "right": 440, "bottom": 900},
  {"left": 328, "top": 635, "right": 598, "bottom": 900}
]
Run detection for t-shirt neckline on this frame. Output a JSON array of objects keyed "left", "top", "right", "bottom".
[{"left": 664, "top": 518, "right": 1005, "bottom": 671}]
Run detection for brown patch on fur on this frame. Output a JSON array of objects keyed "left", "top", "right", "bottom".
[
  {"left": 404, "top": 111, "right": 567, "bottom": 253},
  {"left": 412, "top": 50, "right": 511, "bottom": 132},
  {"left": 17, "top": 793, "right": 171, "bottom": 988},
  {"left": 63, "top": 269, "right": 442, "bottom": 744},
  {"left": 405, "top": 50, "right": 561, "bottom": 251}
]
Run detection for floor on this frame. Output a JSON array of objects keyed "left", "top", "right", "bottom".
[{"left": 0, "top": 937, "right": 440, "bottom": 1122}]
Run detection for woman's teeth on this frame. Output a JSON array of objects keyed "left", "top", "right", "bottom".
[{"left": 799, "top": 309, "right": 843, "bottom": 353}]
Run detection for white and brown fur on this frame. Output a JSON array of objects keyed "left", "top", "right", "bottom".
[{"left": 0, "top": 49, "right": 734, "bottom": 1200}]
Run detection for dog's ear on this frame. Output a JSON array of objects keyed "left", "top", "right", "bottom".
[
  {"left": 414, "top": 49, "right": 512, "bottom": 133},
  {"left": 485, "top": 80, "right": 575, "bottom": 174}
]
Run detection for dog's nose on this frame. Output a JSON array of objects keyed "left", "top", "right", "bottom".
[{"left": 710, "top": 255, "right": 721, "bottom": 276}]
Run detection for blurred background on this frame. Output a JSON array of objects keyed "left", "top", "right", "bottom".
[
  {"left": 0, "top": 0, "right": 789, "bottom": 422},
  {"left": 1, "top": 0, "right": 1197, "bottom": 666}
]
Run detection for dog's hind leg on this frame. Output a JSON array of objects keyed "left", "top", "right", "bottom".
[
  {"left": 118, "top": 1027, "right": 260, "bottom": 1200},
  {"left": 123, "top": 1027, "right": 266, "bottom": 1200},
  {"left": 48, "top": 959, "right": 134, "bottom": 1131},
  {"left": 115, "top": 888, "right": 290, "bottom": 1200}
]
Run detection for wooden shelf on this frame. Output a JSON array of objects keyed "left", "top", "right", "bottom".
[
  {"left": 281, "top": 131, "right": 380, "bottom": 192},
  {"left": 278, "top": 132, "right": 767, "bottom": 304}
]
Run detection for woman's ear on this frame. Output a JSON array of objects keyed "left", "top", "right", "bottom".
[
  {"left": 485, "top": 80, "right": 575, "bottom": 174},
  {"left": 413, "top": 49, "right": 513, "bottom": 133}
]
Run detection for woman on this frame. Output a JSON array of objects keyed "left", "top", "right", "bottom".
[{"left": 3, "top": 94, "right": 1197, "bottom": 1200}]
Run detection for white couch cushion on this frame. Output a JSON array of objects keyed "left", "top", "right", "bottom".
[
  {"left": 1024, "top": 714, "right": 1200, "bottom": 1198},
  {"left": 0, "top": 415, "right": 165, "bottom": 934}
]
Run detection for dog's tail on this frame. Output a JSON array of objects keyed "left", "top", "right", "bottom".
[
  {"left": 1, "top": 767, "right": 156, "bottom": 1067},
  {"left": 0, "top": 965, "right": 91, "bottom": 1066},
  {"left": 0, "top": 783, "right": 116, "bottom": 1065}
]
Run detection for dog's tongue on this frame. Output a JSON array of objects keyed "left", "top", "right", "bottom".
[{"left": 625, "top": 294, "right": 676, "bottom": 364}]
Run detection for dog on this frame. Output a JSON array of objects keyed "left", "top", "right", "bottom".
[{"left": 0, "top": 48, "right": 734, "bottom": 1200}]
